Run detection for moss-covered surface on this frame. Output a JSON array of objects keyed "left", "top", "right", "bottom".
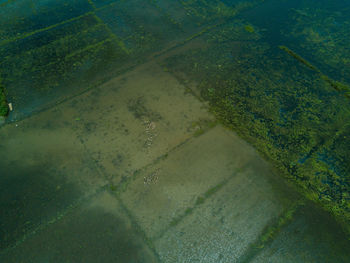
[
  {"left": 283, "top": 0, "right": 350, "bottom": 85},
  {"left": 161, "top": 19, "right": 350, "bottom": 236},
  {"left": 0, "top": 0, "right": 267, "bottom": 120},
  {"left": 0, "top": 9, "right": 129, "bottom": 119},
  {"left": 0, "top": 0, "right": 93, "bottom": 42},
  {"left": 237, "top": 200, "right": 304, "bottom": 263},
  {"left": 0, "top": 1, "right": 239, "bottom": 119},
  {"left": 279, "top": 46, "right": 350, "bottom": 99}
]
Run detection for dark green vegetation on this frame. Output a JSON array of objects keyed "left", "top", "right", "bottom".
[
  {"left": 0, "top": 78, "right": 8, "bottom": 117},
  {"left": 162, "top": 4, "right": 350, "bottom": 236}
]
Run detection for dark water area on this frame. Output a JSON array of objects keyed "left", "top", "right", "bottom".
[
  {"left": 240, "top": 0, "right": 350, "bottom": 84},
  {"left": 0, "top": 0, "right": 92, "bottom": 41},
  {"left": 237, "top": 0, "right": 303, "bottom": 40},
  {"left": 1, "top": 0, "right": 350, "bottom": 262}
]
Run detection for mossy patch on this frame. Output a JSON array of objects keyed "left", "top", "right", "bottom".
[
  {"left": 283, "top": 5, "right": 350, "bottom": 85},
  {"left": 280, "top": 46, "right": 350, "bottom": 99},
  {"left": 244, "top": 24, "right": 255, "bottom": 33},
  {"left": 0, "top": 79, "right": 9, "bottom": 117}
]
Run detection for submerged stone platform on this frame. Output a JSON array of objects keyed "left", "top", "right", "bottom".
[
  {"left": 1, "top": 0, "right": 350, "bottom": 262},
  {"left": 1, "top": 60, "right": 349, "bottom": 262}
]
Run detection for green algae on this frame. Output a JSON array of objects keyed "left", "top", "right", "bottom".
[
  {"left": 180, "top": 0, "right": 256, "bottom": 25},
  {"left": 0, "top": 10, "right": 131, "bottom": 118},
  {"left": 0, "top": 77, "right": 8, "bottom": 117},
  {"left": 162, "top": 19, "right": 350, "bottom": 237},
  {"left": 1, "top": 0, "right": 189, "bottom": 119},
  {"left": 257, "top": 200, "right": 304, "bottom": 247},
  {"left": 244, "top": 24, "right": 255, "bottom": 33},
  {"left": 147, "top": 0, "right": 184, "bottom": 30},
  {"left": 238, "top": 199, "right": 305, "bottom": 263},
  {"left": 279, "top": 45, "right": 320, "bottom": 72},
  {"left": 284, "top": 4, "right": 350, "bottom": 85},
  {"left": 279, "top": 46, "right": 350, "bottom": 99},
  {"left": 0, "top": 0, "right": 268, "bottom": 121},
  {"left": 2, "top": 0, "right": 348, "bottom": 238}
]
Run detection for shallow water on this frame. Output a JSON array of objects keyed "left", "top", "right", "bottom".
[{"left": 1, "top": 0, "right": 350, "bottom": 262}]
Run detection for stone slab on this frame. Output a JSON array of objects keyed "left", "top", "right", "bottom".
[
  {"left": 0, "top": 191, "right": 157, "bottom": 263},
  {"left": 0, "top": 110, "right": 106, "bottom": 251},
  {"left": 120, "top": 125, "right": 270, "bottom": 240},
  {"left": 153, "top": 157, "right": 295, "bottom": 263},
  {"left": 61, "top": 61, "right": 213, "bottom": 185}
]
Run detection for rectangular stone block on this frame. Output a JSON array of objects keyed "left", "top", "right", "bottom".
[
  {"left": 154, "top": 161, "right": 291, "bottom": 263},
  {"left": 0, "top": 113, "right": 106, "bottom": 250},
  {"left": 63, "top": 62, "right": 213, "bottom": 184},
  {"left": 120, "top": 125, "right": 262, "bottom": 240},
  {"left": 0, "top": 191, "right": 157, "bottom": 263}
]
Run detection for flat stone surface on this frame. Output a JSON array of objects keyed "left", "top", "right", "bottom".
[
  {"left": 251, "top": 204, "right": 350, "bottom": 263},
  {"left": 0, "top": 113, "right": 106, "bottom": 251},
  {"left": 119, "top": 125, "right": 282, "bottom": 240},
  {"left": 154, "top": 157, "right": 296, "bottom": 263},
  {"left": 61, "top": 62, "right": 213, "bottom": 185},
  {"left": 1, "top": 57, "right": 350, "bottom": 261},
  {"left": 0, "top": 191, "right": 157, "bottom": 263}
]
